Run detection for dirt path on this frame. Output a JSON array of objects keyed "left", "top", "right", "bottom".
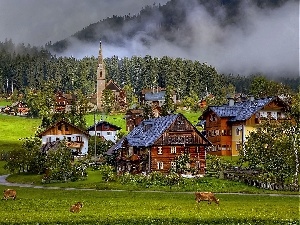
[{"left": 0, "top": 175, "right": 299, "bottom": 197}]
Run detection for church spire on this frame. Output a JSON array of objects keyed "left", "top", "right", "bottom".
[
  {"left": 98, "top": 40, "right": 103, "bottom": 65},
  {"left": 96, "top": 40, "right": 106, "bottom": 110}
]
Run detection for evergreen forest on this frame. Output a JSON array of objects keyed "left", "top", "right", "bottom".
[{"left": 0, "top": 39, "right": 298, "bottom": 106}]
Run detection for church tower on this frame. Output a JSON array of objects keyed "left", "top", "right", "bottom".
[{"left": 96, "top": 41, "right": 106, "bottom": 110}]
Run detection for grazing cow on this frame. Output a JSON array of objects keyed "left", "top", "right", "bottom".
[
  {"left": 3, "top": 189, "right": 17, "bottom": 200},
  {"left": 70, "top": 202, "right": 83, "bottom": 213},
  {"left": 195, "top": 192, "right": 219, "bottom": 205}
]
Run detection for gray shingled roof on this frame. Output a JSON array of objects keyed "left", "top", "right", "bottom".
[
  {"left": 126, "top": 114, "right": 178, "bottom": 147},
  {"left": 106, "top": 114, "right": 180, "bottom": 155},
  {"left": 145, "top": 91, "right": 165, "bottom": 101},
  {"left": 210, "top": 97, "right": 274, "bottom": 121}
]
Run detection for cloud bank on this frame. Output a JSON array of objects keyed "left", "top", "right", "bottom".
[{"left": 0, "top": 0, "right": 298, "bottom": 77}]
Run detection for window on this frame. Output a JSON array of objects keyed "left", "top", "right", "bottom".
[
  {"left": 184, "top": 147, "right": 190, "bottom": 154},
  {"left": 128, "top": 147, "right": 133, "bottom": 156},
  {"left": 107, "top": 131, "right": 112, "bottom": 135},
  {"left": 236, "top": 128, "right": 241, "bottom": 136},
  {"left": 58, "top": 125, "right": 62, "bottom": 131},
  {"left": 176, "top": 120, "right": 185, "bottom": 130},
  {"left": 67, "top": 137, "right": 71, "bottom": 142},
  {"left": 171, "top": 161, "right": 176, "bottom": 171},
  {"left": 157, "top": 161, "right": 164, "bottom": 170},
  {"left": 65, "top": 125, "right": 69, "bottom": 131},
  {"left": 157, "top": 147, "right": 163, "bottom": 155},
  {"left": 236, "top": 143, "right": 241, "bottom": 151},
  {"left": 76, "top": 136, "right": 82, "bottom": 142},
  {"left": 170, "top": 146, "right": 176, "bottom": 154},
  {"left": 46, "top": 137, "right": 51, "bottom": 143}
]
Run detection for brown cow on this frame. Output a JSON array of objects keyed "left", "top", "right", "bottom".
[
  {"left": 195, "top": 192, "right": 219, "bottom": 205},
  {"left": 70, "top": 202, "right": 83, "bottom": 213},
  {"left": 3, "top": 189, "right": 17, "bottom": 200}
]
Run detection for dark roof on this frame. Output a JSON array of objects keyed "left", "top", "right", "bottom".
[
  {"left": 40, "top": 140, "right": 62, "bottom": 153},
  {"left": 86, "top": 121, "right": 121, "bottom": 131},
  {"left": 126, "top": 114, "right": 178, "bottom": 147},
  {"left": 205, "top": 97, "right": 286, "bottom": 122},
  {"left": 106, "top": 137, "right": 126, "bottom": 155},
  {"left": 144, "top": 91, "right": 165, "bottom": 101}
]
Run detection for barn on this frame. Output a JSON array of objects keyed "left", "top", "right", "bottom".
[{"left": 107, "top": 113, "right": 211, "bottom": 175}]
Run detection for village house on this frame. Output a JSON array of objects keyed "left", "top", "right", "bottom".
[
  {"left": 124, "top": 108, "right": 144, "bottom": 132},
  {"left": 199, "top": 96, "right": 290, "bottom": 156},
  {"left": 139, "top": 88, "right": 176, "bottom": 117},
  {"left": 38, "top": 120, "right": 90, "bottom": 155},
  {"left": 107, "top": 113, "right": 211, "bottom": 175},
  {"left": 87, "top": 121, "right": 121, "bottom": 143}
]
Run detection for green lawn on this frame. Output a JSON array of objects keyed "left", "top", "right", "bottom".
[
  {"left": 0, "top": 114, "right": 41, "bottom": 152},
  {"left": 0, "top": 185, "right": 298, "bottom": 224}
]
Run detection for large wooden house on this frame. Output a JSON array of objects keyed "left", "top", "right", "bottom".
[
  {"left": 87, "top": 121, "right": 121, "bottom": 143},
  {"left": 107, "top": 114, "right": 211, "bottom": 175},
  {"left": 38, "top": 120, "right": 90, "bottom": 155},
  {"left": 200, "top": 96, "right": 290, "bottom": 156}
]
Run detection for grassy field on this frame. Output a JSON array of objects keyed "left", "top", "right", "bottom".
[
  {"left": 0, "top": 185, "right": 298, "bottom": 224},
  {"left": 0, "top": 112, "right": 299, "bottom": 224},
  {"left": 0, "top": 114, "right": 41, "bottom": 152}
]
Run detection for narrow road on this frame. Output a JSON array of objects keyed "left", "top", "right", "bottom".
[{"left": 0, "top": 175, "right": 299, "bottom": 197}]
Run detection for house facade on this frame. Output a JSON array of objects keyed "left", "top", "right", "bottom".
[
  {"left": 107, "top": 114, "right": 211, "bottom": 175},
  {"left": 200, "top": 96, "right": 290, "bottom": 156},
  {"left": 38, "top": 120, "right": 90, "bottom": 155},
  {"left": 87, "top": 121, "right": 121, "bottom": 143},
  {"left": 124, "top": 109, "right": 144, "bottom": 132}
]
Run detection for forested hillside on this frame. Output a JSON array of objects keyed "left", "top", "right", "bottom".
[
  {"left": 0, "top": 39, "right": 298, "bottom": 103},
  {"left": 47, "top": 0, "right": 292, "bottom": 53}
]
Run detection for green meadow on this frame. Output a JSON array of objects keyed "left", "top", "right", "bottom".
[
  {"left": 0, "top": 114, "right": 41, "bottom": 152},
  {"left": 0, "top": 185, "right": 298, "bottom": 225},
  {"left": 0, "top": 111, "right": 299, "bottom": 224}
]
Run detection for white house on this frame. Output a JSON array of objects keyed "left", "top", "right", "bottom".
[
  {"left": 87, "top": 121, "right": 121, "bottom": 143},
  {"left": 38, "top": 120, "right": 90, "bottom": 155}
]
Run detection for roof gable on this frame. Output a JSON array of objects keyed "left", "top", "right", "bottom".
[
  {"left": 105, "top": 80, "right": 121, "bottom": 91},
  {"left": 38, "top": 120, "right": 90, "bottom": 137}
]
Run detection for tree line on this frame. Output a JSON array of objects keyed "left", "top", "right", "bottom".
[{"left": 1, "top": 39, "right": 298, "bottom": 103}]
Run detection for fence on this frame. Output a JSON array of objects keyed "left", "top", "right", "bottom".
[{"left": 223, "top": 170, "right": 299, "bottom": 192}]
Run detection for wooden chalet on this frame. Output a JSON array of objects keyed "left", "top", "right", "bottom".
[
  {"left": 87, "top": 121, "right": 121, "bottom": 143},
  {"left": 107, "top": 114, "right": 211, "bottom": 175},
  {"left": 54, "top": 92, "right": 76, "bottom": 112},
  {"left": 200, "top": 96, "right": 290, "bottom": 156},
  {"left": 124, "top": 109, "right": 144, "bottom": 132},
  {"left": 38, "top": 120, "right": 90, "bottom": 155}
]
